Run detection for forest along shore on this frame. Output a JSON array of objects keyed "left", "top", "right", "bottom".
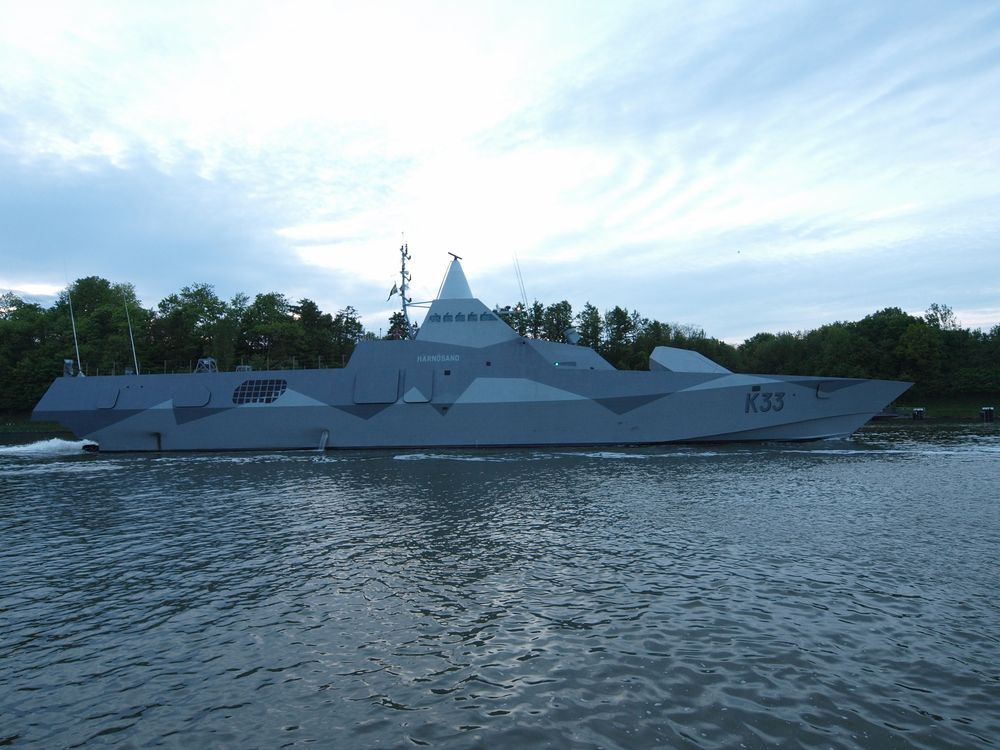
[{"left": 2, "top": 278, "right": 998, "bottom": 415}]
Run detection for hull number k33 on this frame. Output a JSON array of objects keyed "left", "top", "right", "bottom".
[{"left": 746, "top": 391, "right": 785, "bottom": 413}]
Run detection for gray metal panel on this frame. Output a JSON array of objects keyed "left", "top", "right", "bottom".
[
  {"left": 173, "top": 384, "right": 211, "bottom": 407},
  {"left": 403, "top": 369, "right": 433, "bottom": 403},
  {"left": 649, "top": 346, "right": 731, "bottom": 373},
  {"left": 96, "top": 387, "right": 119, "bottom": 409},
  {"left": 353, "top": 369, "right": 400, "bottom": 404}
]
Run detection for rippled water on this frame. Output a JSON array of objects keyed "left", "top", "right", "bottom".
[{"left": 2, "top": 423, "right": 998, "bottom": 749}]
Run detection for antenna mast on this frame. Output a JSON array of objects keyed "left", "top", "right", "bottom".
[
  {"left": 513, "top": 252, "right": 528, "bottom": 309},
  {"left": 123, "top": 289, "right": 140, "bottom": 375},
  {"left": 399, "top": 243, "right": 415, "bottom": 339},
  {"left": 67, "top": 287, "right": 83, "bottom": 376}
]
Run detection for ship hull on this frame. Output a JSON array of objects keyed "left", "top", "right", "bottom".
[{"left": 32, "top": 340, "right": 910, "bottom": 452}]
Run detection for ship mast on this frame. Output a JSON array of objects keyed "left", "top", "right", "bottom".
[{"left": 399, "top": 243, "right": 415, "bottom": 339}]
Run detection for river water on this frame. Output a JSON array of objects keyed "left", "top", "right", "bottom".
[{"left": 1, "top": 423, "right": 998, "bottom": 749}]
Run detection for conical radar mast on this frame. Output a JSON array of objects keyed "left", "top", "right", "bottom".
[{"left": 436, "top": 253, "right": 473, "bottom": 300}]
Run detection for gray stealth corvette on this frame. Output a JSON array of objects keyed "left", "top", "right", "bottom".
[{"left": 33, "top": 255, "right": 910, "bottom": 452}]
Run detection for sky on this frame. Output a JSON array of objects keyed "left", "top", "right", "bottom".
[{"left": 1, "top": 0, "right": 999, "bottom": 343}]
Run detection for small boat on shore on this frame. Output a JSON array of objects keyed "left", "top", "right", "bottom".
[{"left": 33, "top": 248, "right": 911, "bottom": 452}]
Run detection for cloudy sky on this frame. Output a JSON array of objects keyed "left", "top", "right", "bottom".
[{"left": 2, "top": 0, "right": 998, "bottom": 342}]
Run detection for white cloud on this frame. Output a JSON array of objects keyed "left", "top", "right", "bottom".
[
  {"left": 0, "top": 280, "right": 63, "bottom": 297},
  {"left": 1, "top": 0, "right": 998, "bottom": 337}
]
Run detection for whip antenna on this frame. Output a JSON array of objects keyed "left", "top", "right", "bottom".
[
  {"left": 513, "top": 252, "right": 528, "bottom": 309},
  {"left": 67, "top": 287, "right": 83, "bottom": 376},
  {"left": 123, "top": 288, "right": 140, "bottom": 374}
]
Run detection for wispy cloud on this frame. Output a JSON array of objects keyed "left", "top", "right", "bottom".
[{"left": 1, "top": 0, "right": 998, "bottom": 338}]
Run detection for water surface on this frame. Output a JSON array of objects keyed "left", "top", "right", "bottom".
[{"left": 1, "top": 423, "right": 998, "bottom": 748}]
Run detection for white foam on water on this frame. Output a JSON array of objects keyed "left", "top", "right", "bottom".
[
  {"left": 566, "top": 451, "right": 650, "bottom": 460},
  {"left": 154, "top": 453, "right": 291, "bottom": 465},
  {"left": 392, "top": 452, "right": 520, "bottom": 462},
  {"left": 551, "top": 449, "right": 727, "bottom": 460},
  {"left": 783, "top": 448, "right": 873, "bottom": 456},
  {"left": 1, "top": 462, "right": 121, "bottom": 477},
  {"left": 0, "top": 438, "right": 97, "bottom": 458}
]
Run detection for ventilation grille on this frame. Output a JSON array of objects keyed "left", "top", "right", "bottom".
[{"left": 232, "top": 379, "right": 288, "bottom": 405}]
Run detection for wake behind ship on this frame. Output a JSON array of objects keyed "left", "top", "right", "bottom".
[{"left": 33, "top": 251, "right": 911, "bottom": 452}]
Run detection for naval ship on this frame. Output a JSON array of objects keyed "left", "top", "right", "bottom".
[{"left": 32, "top": 248, "right": 911, "bottom": 452}]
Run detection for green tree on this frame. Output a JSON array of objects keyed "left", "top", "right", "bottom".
[
  {"left": 575, "top": 302, "right": 602, "bottom": 349},
  {"left": 49, "top": 277, "right": 151, "bottom": 376},
  {"left": 632, "top": 319, "right": 672, "bottom": 366},
  {"left": 386, "top": 311, "right": 410, "bottom": 340},
  {"left": 852, "top": 307, "right": 920, "bottom": 379},
  {"left": 924, "top": 302, "right": 959, "bottom": 331},
  {"left": 0, "top": 293, "right": 55, "bottom": 411},
  {"left": 151, "top": 283, "right": 228, "bottom": 371},
  {"left": 678, "top": 331, "right": 741, "bottom": 372},
  {"left": 527, "top": 301, "right": 544, "bottom": 339},
  {"left": 602, "top": 306, "right": 635, "bottom": 368},
  {"left": 739, "top": 331, "right": 806, "bottom": 374},
  {"left": 240, "top": 292, "right": 302, "bottom": 367},
  {"left": 214, "top": 293, "right": 249, "bottom": 370},
  {"left": 496, "top": 303, "right": 528, "bottom": 336},
  {"left": 802, "top": 323, "right": 874, "bottom": 378},
  {"left": 542, "top": 301, "right": 573, "bottom": 342},
  {"left": 293, "top": 298, "right": 337, "bottom": 367},
  {"left": 895, "top": 322, "right": 942, "bottom": 386},
  {"left": 331, "top": 306, "right": 364, "bottom": 365}
]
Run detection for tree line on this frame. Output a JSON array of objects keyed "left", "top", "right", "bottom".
[
  {"left": 0, "top": 277, "right": 365, "bottom": 412},
  {"left": 2, "top": 277, "right": 998, "bottom": 413},
  {"left": 491, "top": 300, "right": 999, "bottom": 400}
]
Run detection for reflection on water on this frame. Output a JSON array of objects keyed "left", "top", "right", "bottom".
[{"left": 1, "top": 422, "right": 999, "bottom": 749}]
